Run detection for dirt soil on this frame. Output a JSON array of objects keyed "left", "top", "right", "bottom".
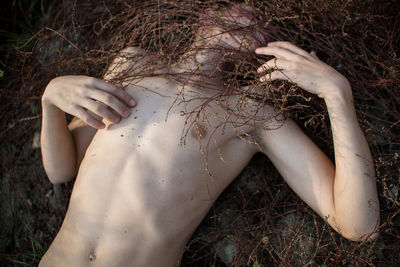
[{"left": 1, "top": 0, "right": 400, "bottom": 266}]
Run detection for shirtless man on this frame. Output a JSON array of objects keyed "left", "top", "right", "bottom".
[{"left": 39, "top": 6, "right": 380, "bottom": 267}]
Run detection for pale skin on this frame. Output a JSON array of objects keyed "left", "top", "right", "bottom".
[{"left": 39, "top": 9, "right": 379, "bottom": 266}]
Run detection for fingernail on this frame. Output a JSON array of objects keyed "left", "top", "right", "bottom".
[
  {"left": 129, "top": 99, "right": 136, "bottom": 106},
  {"left": 100, "top": 124, "right": 105, "bottom": 129},
  {"left": 255, "top": 48, "right": 260, "bottom": 53},
  {"left": 124, "top": 110, "right": 130, "bottom": 117},
  {"left": 114, "top": 117, "right": 121, "bottom": 123}
]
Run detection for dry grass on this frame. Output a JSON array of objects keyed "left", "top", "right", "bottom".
[{"left": 0, "top": 0, "right": 399, "bottom": 266}]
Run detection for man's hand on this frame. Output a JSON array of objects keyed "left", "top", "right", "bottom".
[
  {"left": 255, "top": 42, "right": 350, "bottom": 99},
  {"left": 42, "top": 75, "right": 136, "bottom": 129}
]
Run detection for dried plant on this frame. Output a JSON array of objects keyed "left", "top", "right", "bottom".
[{"left": 0, "top": 0, "right": 399, "bottom": 266}]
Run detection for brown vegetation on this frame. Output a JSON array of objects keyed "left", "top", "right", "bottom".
[{"left": 0, "top": 0, "right": 399, "bottom": 266}]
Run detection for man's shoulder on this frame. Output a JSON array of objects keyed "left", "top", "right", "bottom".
[{"left": 226, "top": 90, "right": 286, "bottom": 129}]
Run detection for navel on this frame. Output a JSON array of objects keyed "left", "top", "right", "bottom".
[
  {"left": 89, "top": 251, "right": 96, "bottom": 261},
  {"left": 191, "top": 123, "right": 207, "bottom": 139}
]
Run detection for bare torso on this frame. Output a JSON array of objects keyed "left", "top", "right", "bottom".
[{"left": 40, "top": 76, "right": 258, "bottom": 267}]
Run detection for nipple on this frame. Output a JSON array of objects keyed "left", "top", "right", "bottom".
[{"left": 89, "top": 251, "right": 96, "bottom": 261}]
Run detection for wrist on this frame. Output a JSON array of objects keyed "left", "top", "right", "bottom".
[
  {"left": 41, "top": 93, "right": 57, "bottom": 112},
  {"left": 41, "top": 92, "right": 63, "bottom": 116},
  {"left": 319, "top": 73, "right": 351, "bottom": 97},
  {"left": 323, "top": 85, "right": 358, "bottom": 121},
  {"left": 41, "top": 78, "right": 59, "bottom": 107},
  {"left": 323, "top": 81, "right": 353, "bottom": 105}
]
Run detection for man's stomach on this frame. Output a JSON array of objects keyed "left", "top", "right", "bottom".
[
  {"left": 57, "top": 150, "right": 217, "bottom": 266},
  {"left": 72, "top": 138, "right": 220, "bottom": 238},
  {"left": 42, "top": 128, "right": 253, "bottom": 267}
]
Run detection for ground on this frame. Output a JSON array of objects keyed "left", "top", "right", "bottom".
[{"left": 0, "top": 0, "right": 399, "bottom": 266}]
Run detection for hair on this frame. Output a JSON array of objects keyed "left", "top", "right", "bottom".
[{"left": 89, "top": 1, "right": 314, "bottom": 146}]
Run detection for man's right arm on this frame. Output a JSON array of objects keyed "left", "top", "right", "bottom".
[
  {"left": 40, "top": 76, "right": 136, "bottom": 184},
  {"left": 41, "top": 99, "right": 80, "bottom": 184}
]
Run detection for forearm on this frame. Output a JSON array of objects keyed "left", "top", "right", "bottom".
[
  {"left": 255, "top": 41, "right": 380, "bottom": 240},
  {"left": 325, "top": 86, "right": 379, "bottom": 240},
  {"left": 41, "top": 98, "right": 77, "bottom": 184}
]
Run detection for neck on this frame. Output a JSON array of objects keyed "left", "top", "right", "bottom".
[{"left": 171, "top": 47, "right": 225, "bottom": 89}]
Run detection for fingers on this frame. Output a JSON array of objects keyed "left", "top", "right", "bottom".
[
  {"left": 113, "top": 86, "right": 137, "bottom": 107},
  {"left": 255, "top": 46, "right": 295, "bottom": 59},
  {"left": 90, "top": 78, "right": 136, "bottom": 107},
  {"left": 260, "top": 70, "right": 288, "bottom": 82},
  {"left": 255, "top": 41, "right": 313, "bottom": 83},
  {"left": 257, "top": 58, "right": 291, "bottom": 82},
  {"left": 74, "top": 106, "right": 105, "bottom": 129},
  {"left": 255, "top": 57, "right": 291, "bottom": 82},
  {"left": 86, "top": 88, "right": 131, "bottom": 118},
  {"left": 256, "top": 42, "right": 316, "bottom": 65},
  {"left": 257, "top": 58, "right": 291, "bottom": 73},
  {"left": 91, "top": 78, "right": 115, "bottom": 91},
  {"left": 81, "top": 99, "right": 121, "bottom": 124},
  {"left": 267, "top": 41, "right": 313, "bottom": 59}
]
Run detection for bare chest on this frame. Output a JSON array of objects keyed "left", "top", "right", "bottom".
[
  {"left": 77, "top": 77, "right": 256, "bottom": 206},
  {"left": 57, "top": 78, "right": 258, "bottom": 266},
  {"left": 88, "top": 77, "right": 248, "bottom": 157}
]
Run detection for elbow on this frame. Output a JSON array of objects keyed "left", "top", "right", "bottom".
[
  {"left": 338, "top": 216, "right": 380, "bottom": 242},
  {"left": 43, "top": 160, "right": 76, "bottom": 184},
  {"left": 341, "top": 228, "right": 379, "bottom": 242},
  {"left": 47, "top": 176, "right": 69, "bottom": 185},
  {"left": 342, "top": 229, "right": 379, "bottom": 242},
  {"left": 45, "top": 167, "right": 75, "bottom": 185},
  {"left": 333, "top": 195, "right": 380, "bottom": 242},
  {"left": 47, "top": 174, "right": 74, "bottom": 185}
]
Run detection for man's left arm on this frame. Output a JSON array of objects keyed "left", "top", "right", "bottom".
[{"left": 254, "top": 42, "right": 379, "bottom": 241}]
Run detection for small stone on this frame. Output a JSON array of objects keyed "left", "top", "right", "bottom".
[
  {"left": 213, "top": 237, "right": 236, "bottom": 264},
  {"left": 32, "top": 131, "right": 40, "bottom": 149},
  {"left": 45, "top": 190, "right": 52, "bottom": 198},
  {"left": 389, "top": 186, "right": 399, "bottom": 199}
]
